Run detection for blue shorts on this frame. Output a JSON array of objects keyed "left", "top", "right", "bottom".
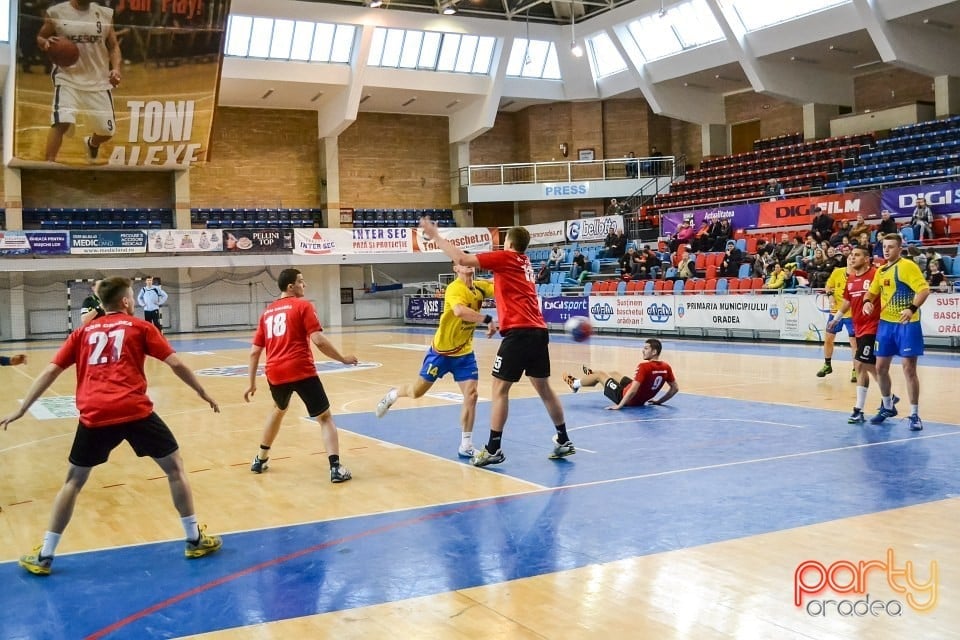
[
  {"left": 419, "top": 348, "right": 479, "bottom": 383},
  {"left": 875, "top": 320, "right": 924, "bottom": 358},
  {"left": 826, "top": 314, "right": 854, "bottom": 336}
]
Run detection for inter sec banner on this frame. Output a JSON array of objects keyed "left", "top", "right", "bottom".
[{"left": 14, "top": 0, "right": 232, "bottom": 168}]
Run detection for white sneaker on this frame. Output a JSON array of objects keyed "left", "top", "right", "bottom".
[
  {"left": 376, "top": 388, "right": 398, "bottom": 418},
  {"left": 458, "top": 444, "right": 476, "bottom": 458}
]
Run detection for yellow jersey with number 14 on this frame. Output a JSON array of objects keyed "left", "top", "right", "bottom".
[
  {"left": 432, "top": 278, "right": 494, "bottom": 356},
  {"left": 868, "top": 258, "right": 929, "bottom": 323}
]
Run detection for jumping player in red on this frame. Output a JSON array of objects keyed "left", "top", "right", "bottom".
[
  {"left": 419, "top": 217, "right": 573, "bottom": 467},
  {"left": 828, "top": 246, "right": 886, "bottom": 424},
  {"left": 563, "top": 338, "right": 679, "bottom": 409},
  {"left": 1, "top": 277, "right": 222, "bottom": 576},
  {"left": 244, "top": 268, "right": 358, "bottom": 482}
]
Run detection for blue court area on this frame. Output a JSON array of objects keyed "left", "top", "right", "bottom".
[{"left": 3, "top": 392, "right": 959, "bottom": 639}]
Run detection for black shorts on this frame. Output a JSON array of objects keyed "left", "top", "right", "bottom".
[
  {"left": 603, "top": 377, "right": 635, "bottom": 404},
  {"left": 492, "top": 328, "right": 551, "bottom": 382},
  {"left": 854, "top": 334, "right": 877, "bottom": 365},
  {"left": 269, "top": 376, "right": 331, "bottom": 417},
  {"left": 69, "top": 413, "right": 179, "bottom": 467}
]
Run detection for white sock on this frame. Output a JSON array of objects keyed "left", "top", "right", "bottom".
[
  {"left": 855, "top": 386, "right": 868, "bottom": 411},
  {"left": 461, "top": 432, "right": 473, "bottom": 448},
  {"left": 911, "top": 404, "right": 920, "bottom": 416},
  {"left": 387, "top": 388, "right": 398, "bottom": 403},
  {"left": 882, "top": 395, "right": 893, "bottom": 410},
  {"left": 181, "top": 515, "right": 199, "bottom": 541},
  {"left": 40, "top": 531, "right": 61, "bottom": 558},
  {"left": 572, "top": 379, "right": 581, "bottom": 390}
]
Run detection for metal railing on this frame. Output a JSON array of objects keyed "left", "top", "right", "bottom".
[{"left": 457, "top": 156, "right": 679, "bottom": 188}]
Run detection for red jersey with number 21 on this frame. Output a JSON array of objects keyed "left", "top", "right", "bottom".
[
  {"left": 253, "top": 296, "right": 323, "bottom": 385},
  {"left": 52, "top": 313, "right": 175, "bottom": 427},
  {"left": 476, "top": 250, "right": 546, "bottom": 332},
  {"left": 844, "top": 266, "right": 880, "bottom": 337}
]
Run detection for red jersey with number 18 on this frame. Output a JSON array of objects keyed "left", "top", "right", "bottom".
[
  {"left": 476, "top": 250, "right": 546, "bottom": 332},
  {"left": 52, "top": 313, "right": 174, "bottom": 427},
  {"left": 253, "top": 296, "right": 323, "bottom": 385}
]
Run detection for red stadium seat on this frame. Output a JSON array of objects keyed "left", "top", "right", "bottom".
[{"left": 704, "top": 278, "right": 717, "bottom": 294}]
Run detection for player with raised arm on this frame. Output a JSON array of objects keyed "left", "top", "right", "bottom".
[{"left": 563, "top": 338, "right": 679, "bottom": 410}]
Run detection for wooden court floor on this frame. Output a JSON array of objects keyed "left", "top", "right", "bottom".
[{"left": 1, "top": 326, "right": 958, "bottom": 639}]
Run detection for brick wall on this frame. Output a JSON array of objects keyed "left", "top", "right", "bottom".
[
  {"left": 602, "top": 99, "right": 649, "bottom": 160},
  {"left": 470, "top": 112, "right": 519, "bottom": 164},
  {"left": 190, "top": 107, "right": 320, "bottom": 208},
  {"left": 854, "top": 68, "right": 935, "bottom": 114},
  {"left": 337, "top": 112, "right": 450, "bottom": 209},
  {"left": 21, "top": 169, "right": 172, "bottom": 208},
  {"left": 725, "top": 92, "right": 804, "bottom": 140}
]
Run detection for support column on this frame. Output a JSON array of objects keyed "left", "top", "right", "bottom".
[
  {"left": 322, "top": 135, "right": 341, "bottom": 228},
  {"left": 4, "top": 167, "right": 24, "bottom": 231},
  {"left": 701, "top": 124, "right": 729, "bottom": 158},
  {"left": 304, "top": 264, "right": 342, "bottom": 328},
  {"left": 174, "top": 169, "right": 191, "bottom": 229},
  {"left": 803, "top": 103, "right": 840, "bottom": 140},
  {"left": 449, "top": 141, "right": 471, "bottom": 227},
  {"left": 935, "top": 75, "right": 960, "bottom": 118},
  {"left": 8, "top": 272, "right": 26, "bottom": 340},
  {"left": 177, "top": 267, "right": 194, "bottom": 332}
]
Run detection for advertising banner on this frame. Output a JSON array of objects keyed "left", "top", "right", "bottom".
[
  {"left": 0, "top": 231, "right": 35, "bottom": 256},
  {"left": 757, "top": 192, "right": 881, "bottom": 227},
  {"left": 674, "top": 294, "right": 780, "bottom": 331},
  {"left": 779, "top": 293, "right": 834, "bottom": 342},
  {"left": 294, "top": 228, "right": 418, "bottom": 255},
  {"left": 540, "top": 295, "right": 588, "bottom": 324},
  {"left": 661, "top": 203, "right": 760, "bottom": 235},
  {"left": 565, "top": 215, "right": 622, "bottom": 243},
  {"left": 349, "top": 228, "right": 414, "bottom": 253},
  {"left": 880, "top": 180, "right": 960, "bottom": 218},
  {"left": 921, "top": 293, "right": 960, "bottom": 338},
  {"left": 148, "top": 229, "right": 223, "bottom": 253},
  {"left": 25, "top": 231, "right": 72, "bottom": 255},
  {"left": 14, "top": 0, "right": 232, "bottom": 168},
  {"left": 70, "top": 230, "right": 147, "bottom": 254},
  {"left": 587, "top": 295, "right": 675, "bottom": 330},
  {"left": 413, "top": 227, "right": 495, "bottom": 253},
  {"left": 222, "top": 229, "right": 291, "bottom": 253},
  {"left": 406, "top": 296, "right": 443, "bottom": 321},
  {"left": 526, "top": 221, "right": 566, "bottom": 246}
]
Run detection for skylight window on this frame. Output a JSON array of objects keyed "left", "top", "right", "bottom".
[
  {"left": 506, "top": 39, "right": 562, "bottom": 80},
  {"left": 726, "top": 0, "right": 850, "bottom": 31},
  {"left": 368, "top": 28, "right": 496, "bottom": 74},
  {"left": 626, "top": 0, "right": 724, "bottom": 61},
  {"left": 586, "top": 33, "right": 628, "bottom": 78},
  {"left": 225, "top": 15, "right": 355, "bottom": 63}
]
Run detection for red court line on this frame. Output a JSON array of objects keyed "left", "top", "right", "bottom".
[{"left": 84, "top": 491, "right": 544, "bottom": 639}]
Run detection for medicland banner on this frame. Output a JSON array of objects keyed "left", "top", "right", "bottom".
[
  {"left": 587, "top": 295, "right": 676, "bottom": 330},
  {"left": 70, "top": 230, "right": 147, "bottom": 254},
  {"left": 757, "top": 191, "right": 881, "bottom": 228},
  {"left": 14, "top": 0, "right": 232, "bottom": 168},
  {"left": 880, "top": 180, "right": 960, "bottom": 218},
  {"left": 526, "top": 221, "right": 566, "bottom": 246},
  {"left": 565, "top": 215, "right": 622, "bottom": 243},
  {"left": 661, "top": 203, "right": 760, "bottom": 235},
  {"left": 148, "top": 229, "right": 223, "bottom": 253}
]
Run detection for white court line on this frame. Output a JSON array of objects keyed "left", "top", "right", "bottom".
[
  {"left": 559, "top": 431, "right": 960, "bottom": 492},
  {"left": 570, "top": 417, "right": 806, "bottom": 431}
]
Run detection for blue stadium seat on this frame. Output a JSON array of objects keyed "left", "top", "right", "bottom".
[{"left": 738, "top": 263, "right": 752, "bottom": 279}]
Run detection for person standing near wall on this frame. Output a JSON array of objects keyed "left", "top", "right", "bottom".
[{"left": 138, "top": 276, "right": 168, "bottom": 333}]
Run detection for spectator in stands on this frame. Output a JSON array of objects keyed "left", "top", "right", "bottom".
[
  {"left": 872, "top": 233, "right": 886, "bottom": 260},
  {"left": 670, "top": 220, "right": 695, "bottom": 253},
  {"left": 910, "top": 197, "right": 934, "bottom": 240},
  {"left": 809, "top": 248, "right": 831, "bottom": 288},
  {"left": 797, "top": 236, "right": 818, "bottom": 269},
  {"left": 927, "top": 261, "right": 948, "bottom": 292},
  {"left": 877, "top": 209, "right": 898, "bottom": 237},
  {"left": 825, "top": 245, "right": 846, "bottom": 271},
  {"left": 762, "top": 263, "right": 787, "bottom": 291},
  {"left": 547, "top": 244, "right": 565, "bottom": 270},
  {"left": 829, "top": 220, "right": 852, "bottom": 247},
  {"left": 571, "top": 250, "right": 589, "bottom": 281},
  {"left": 649, "top": 146, "right": 664, "bottom": 174},
  {"left": 624, "top": 152, "right": 638, "bottom": 179},
  {"left": 752, "top": 246, "right": 776, "bottom": 278},
  {"left": 536, "top": 261, "right": 551, "bottom": 285},
  {"left": 676, "top": 248, "right": 696, "bottom": 280},
  {"left": 774, "top": 233, "right": 794, "bottom": 264},
  {"left": 619, "top": 247, "right": 642, "bottom": 279},
  {"left": 600, "top": 230, "right": 618, "bottom": 258},
  {"left": 711, "top": 219, "right": 733, "bottom": 252},
  {"left": 849, "top": 214, "right": 871, "bottom": 241},
  {"left": 693, "top": 220, "right": 711, "bottom": 252},
  {"left": 924, "top": 248, "right": 946, "bottom": 275},
  {"left": 854, "top": 232, "right": 872, "bottom": 253},
  {"left": 640, "top": 245, "right": 660, "bottom": 279},
  {"left": 906, "top": 246, "right": 926, "bottom": 273},
  {"left": 764, "top": 178, "right": 784, "bottom": 202},
  {"left": 783, "top": 236, "right": 804, "bottom": 266},
  {"left": 811, "top": 207, "right": 834, "bottom": 244},
  {"left": 721, "top": 240, "right": 743, "bottom": 278},
  {"left": 607, "top": 199, "right": 625, "bottom": 216},
  {"left": 609, "top": 231, "right": 627, "bottom": 260}
]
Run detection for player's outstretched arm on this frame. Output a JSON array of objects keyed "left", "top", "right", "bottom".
[
  {"left": 648, "top": 380, "right": 679, "bottom": 406},
  {"left": 419, "top": 217, "right": 481, "bottom": 268},
  {"left": 311, "top": 331, "right": 358, "bottom": 365},
  {"left": 164, "top": 354, "right": 219, "bottom": 413},
  {"left": 1, "top": 363, "right": 64, "bottom": 430}
]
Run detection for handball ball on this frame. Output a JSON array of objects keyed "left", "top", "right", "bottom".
[
  {"left": 565, "top": 317, "right": 592, "bottom": 342},
  {"left": 46, "top": 38, "right": 81, "bottom": 68}
]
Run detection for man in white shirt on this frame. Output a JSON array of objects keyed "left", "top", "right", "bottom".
[{"left": 137, "top": 276, "right": 168, "bottom": 332}]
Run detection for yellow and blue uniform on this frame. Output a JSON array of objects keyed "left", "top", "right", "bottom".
[
  {"left": 869, "top": 258, "right": 929, "bottom": 357},
  {"left": 419, "top": 278, "right": 494, "bottom": 382},
  {"left": 825, "top": 267, "right": 854, "bottom": 336}
]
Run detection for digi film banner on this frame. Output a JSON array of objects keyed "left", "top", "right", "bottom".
[{"left": 14, "top": 0, "right": 232, "bottom": 168}]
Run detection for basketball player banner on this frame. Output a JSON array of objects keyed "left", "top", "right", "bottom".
[
  {"left": 0, "top": 230, "right": 70, "bottom": 255},
  {"left": 148, "top": 229, "right": 223, "bottom": 253},
  {"left": 13, "top": 0, "right": 233, "bottom": 168},
  {"left": 70, "top": 230, "right": 147, "bottom": 254}
]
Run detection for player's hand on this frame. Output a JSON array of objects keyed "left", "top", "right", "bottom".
[
  {"left": 605, "top": 405, "right": 621, "bottom": 411},
  {"left": 39, "top": 36, "right": 59, "bottom": 52},
  {"left": 419, "top": 216, "right": 439, "bottom": 240},
  {"left": 863, "top": 301, "right": 874, "bottom": 316},
  {"left": 825, "top": 319, "right": 837, "bottom": 331},
  {"left": 485, "top": 320, "right": 498, "bottom": 338},
  {"left": 1, "top": 409, "right": 25, "bottom": 430},
  {"left": 647, "top": 399, "right": 661, "bottom": 406},
  {"left": 200, "top": 393, "right": 219, "bottom": 413},
  {"left": 10, "top": 354, "right": 26, "bottom": 366},
  {"left": 342, "top": 355, "right": 359, "bottom": 366},
  {"left": 899, "top": 308, "right": 914, "bottom": 324},
  {"left": 109, "top": 70, "right": 121, "bottom": 88},
  {"left": 244, "top": 385, "right": 256, "bottom": 402}
]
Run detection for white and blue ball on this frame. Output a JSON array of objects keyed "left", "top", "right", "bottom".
[{"left": 565, "top": 316, "right": 593, "bottom": 342}]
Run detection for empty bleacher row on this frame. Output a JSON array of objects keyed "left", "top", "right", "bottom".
[
  {"left": 193, "top": 208, "right": 320, "bottom": 229},
  {"left": 24, "top": 207, "right": 174, "bottom": 230},
  {"left": 656, "top": 133, "right": 873, "bottom": 211},
  {"left": 578, "top": 276, "right": 767, "bottom": 296},
  {"left": 351, "top": 208, "right": 456, "bottom": 228}
]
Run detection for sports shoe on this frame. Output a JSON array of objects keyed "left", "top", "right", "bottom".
[
  {"left": 874, "top": 394, "right": 900, "bottom": 415},
  {"left": 850, "top": 369, "right": 857, "bottom": 383},
  {"left": 250, "top": 456, "right": 269, "bottom": 473},
  {"left": 562, "top": 373, "right": 580, "bottom": 393},
  {"left": 376, "top": 389, "right": 398, "bottom": 418},
  {"left": 84, "top": 136, "right": 99, "bottom": 161},
  {"left": 458, "top": 444, "right": 477, "bottom": 459},
  {"left": 848, "top": 408, "right": 865, "bottom": 424},
  {"left": 907, "top": 414, "right": 923, "bottom": 431},
  {"left": 582, "top": 364, "right": 594, "bottom": 375},
  {"left": 330, "top": 464, "right": 352, "bottom": 483},
  {"left": 549, "top": 435, "right": 576, "bottom": 459},
  {"left": 471, "top": 447, "right": 505, "bottom": 467},
  {"left": 19, "top": 546, "right": 53, "bottom": 576},
  {"left": 869, "top": 405, "right": 898, "bottom": 425},
  {"left": 185, "top": 525, "right": 222, "bottom": 559},
  {"left": 816, "top": 364, "right": 833, "bottom": 377}
]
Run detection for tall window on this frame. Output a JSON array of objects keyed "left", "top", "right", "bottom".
[
  {"left": 725, "top": 0, "right": 851, "bottom": 31},
  {"left": 586, "top": 33, "right": 628, "bottom": 78},
  {"left": 368, "top": 28, "right": 496, "bottom": 74},
  {"left": 0, "top": 0, "right": 8, "bottom": 42},
  {"left": 225, "top": 16, "right": 355, "bottom": 63},
  {"left": 626, "top": 0, "right": 724, "bottom": 61},
  {"left": 505, "top": 39, "right": 562, "bottom": 80}
]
